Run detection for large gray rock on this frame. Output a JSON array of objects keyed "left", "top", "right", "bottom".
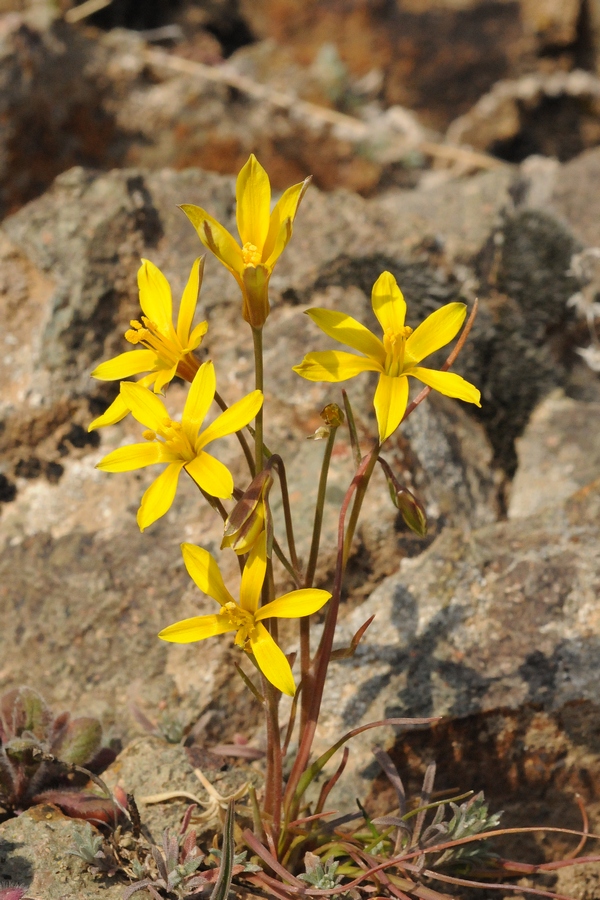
[{"left": 315, "top": 479, "right": 600, "bottom": 806}]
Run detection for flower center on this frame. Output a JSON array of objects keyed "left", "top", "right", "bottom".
[
  {"left": 125, "top": 317, "right": 184, "bottom": 365},
  {"left": 221, "top": 602, "right": 255, "bottom": 648},
  {"left": 383, "top": 325, "right": 413, "bottom": 377},
  {"left": 143, "top": 416, "right": 196, "bottom": 461},
  {"left": 242, "top": 242, "right": 262, "bottom": 267}
]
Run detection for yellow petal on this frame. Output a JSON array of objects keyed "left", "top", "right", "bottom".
[
  {"left": 236, "top": 154, "right": 271, "bottom": 251},
  {"left": 292, "top": 351, "right": 382, "bottom": 383},
  {"left": 184, "top": 451, "right": 234, "bottom": 499},
  {"left": 88, "top": 393, "right": 131, "bottom": 431},
  {"left": 137, "top": 461, "right": 184, "bottom": 531},
  {"left": 182, "top": 361, "right": 215, "bottom": 446},
  {"left": 180, "top": 205, "right": 243, "bottom": 275},
  {"left": 371, "top": 272, "right": 406, "bottom": 336},
  {"left": 181, "top": 543, "right": 235, "bottom": 606},
  {"left": 138, "top": 260, "right": 175, "bottom": 337},
  {"left": 405, "top": 302, "right": 466, "bottom": 365},
  {"left": 241, "top": 264, "right": 270, "bottom": 328},
  {"left": 305, "top": 308, "right": 385, "bottom": 365},
  {"left": 262, "top": 178, "right": 310, "bottom": 266},
  {"left": 410, "top": 367, "right": 481, "bottom": 406},
  {"left": 91, "top": 349, "right": 158, "bottom": 381},
  {"left": 153, "top": 363, "right": 178, "bottom": 394},
  {"left": 177, "top": 257, "right": 204, "bottom": 346},
  {"left": 96, "top": 441, "right": 162, "bottom": 472},
  {"left": 256, "top": 588, "right": 331, "bottom": 622},
  {"left": 373, "top": 373, "right": 409, "bottom": 444},
  {"left": 250, "top": 623, "right": 296, "bottom": 696},
  {"left": 189, "top": 320, "right": 208, "bottom": 351},
  {"left": 159, "top": 614, "right": 234, "bottom": 643},
  {"left": 120, "top": 381, "right": 169, "bottom": 432},
  {"left": 197, "top": 390, "right": 263, "bottom": 450},
  {"left": 239, "top": 531, "right": 267, "bottom": 614}
]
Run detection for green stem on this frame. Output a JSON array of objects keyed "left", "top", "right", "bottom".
[
  {"left": 252, "top": 326, "right": 264, "bottom": 472},
  {"left": 268, "top": 456, "right": 301, "bottom": 583},
  {"left": 300, "top": 424, "right": 339, "bottom": 734},
  {"left": 342, "top": 442, "right": 379, "bottom": 566},
  {"left": 304, "top": 426, "right": 339, "bottom": 588}
]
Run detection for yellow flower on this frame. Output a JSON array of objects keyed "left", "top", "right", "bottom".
[
  {"left": 159, "top": 535, "right": 330, "bottom": 695},
  {"left": 96, "top": 361, "right": 263, "bottom": 531},
  {"left": 293, "top": 271, "right": 481, "bottom": 444},
  {"left": 180, "top": 155, "right": 310, "bottom": 329},
  {"left": 89, "top": 258, "right": 208, "bottom": 431}
]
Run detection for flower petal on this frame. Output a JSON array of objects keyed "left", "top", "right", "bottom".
[
  {"left": 293, "top": 351, "right": 381, "bottom": 383},
  {"left": 88, "top": 393, "right": 131, "bottom": 431},
  {"left": 305, "top": 308, "right": 385, "bottom": 365},
  {"left": 371, "top": 271, "right": 406, "bottom": 336},
  {"left": 250, "top": 623, "right": 296, "bottom": 696},
  {"left": 189, "top": 320, "right": 208, "bottom": 351},
  {"left": 153, "top": 363, "right": 178, "bottom": 395},
  {"left": 404, "top": 302, "right": 466, "bottom": 365},
  {"left": 91, "top": 349, "right": 158, "bottom": 381},
  {"left": 138, "top": 260, "right": 175, "bottom": 337},
  {"left": 159, "top": 614, "right": 234, "bottom": 643},
  {"left": 410, "top": 367, "right": 481, "bottom": 406},
  {"left": 181, "top": 543, "right": 235, "bottom": 606},
  {"left": 184, "top": 451, "right": 234, "bottom": 499},
  {"left": 263, "top": 178, "right": 310, "bottom": 266},
  {"left": 241, "top": 264, "right": 270, "bottom": 328},
  {"left": 373, "top": 373, "right": 409, "bottom": 444},
  {"left": 182, "top": 361, "right": 215, "bottom": 446},
  {"left": 197, "top": 390, "right": 263, "bottom": 450},
  {"left": 236, "top": 154, "right": 271, "bottom": 251},
  {"left": 120, "top": 381, "right": 169, "bottom": 432},
  {"left": 256, "top": 588, "right": 331, "bottom": 622},
  {"left": 239, "top": 531, "right": 267, "bottom": 614},
  {"left": 177, "top": 257, "right": 204, "bottom": 346},
  {"left": 137, "top": 461, "right": 184, "bottom": 531},
  {"left": 180, "top": 205, "right": 243, "bottom": 275},
  {"left": 96, "top": 441, "right": 162, "bottom": 472}
]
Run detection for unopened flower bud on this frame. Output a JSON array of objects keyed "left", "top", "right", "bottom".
[
  {"left": 393, "top": 486, "right": 427, "bottom": 537},
  {"left": 221, "top": 469, "right": 273, "bottom": 555}
]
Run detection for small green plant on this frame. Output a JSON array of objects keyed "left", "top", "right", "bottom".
[
  {"left": 0, "top": 687, "right": 114, "bottom": 820},
  {"left": 123, "top": 828, "right": 205, "bottom": 899}
]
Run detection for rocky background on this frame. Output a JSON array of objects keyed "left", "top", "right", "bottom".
[{"left": 1, "top": 1, "right": 600, "bottom": 897}]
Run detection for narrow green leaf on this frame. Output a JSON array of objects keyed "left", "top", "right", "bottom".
[{"left": 210, "top": 799, "right": 236, "bottom": 900}]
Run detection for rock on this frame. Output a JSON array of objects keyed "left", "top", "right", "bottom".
[
  {"left": 314, "top": 478, "right": 600, "bottom": 806},
  {"left": 0, "top": 15, "right": 125, "bottom": 218},
  {"left": 509, "top": 391, "right": 600, "bottom": 518},
  {"left": 238, "top": 0, "right": 587, "bottom": 129},
  {"left": 101, "top": 735, "right": 260, "bottom": 839},
  {"left": 0, "top": 803, "right": 123, "bottom": 900}
]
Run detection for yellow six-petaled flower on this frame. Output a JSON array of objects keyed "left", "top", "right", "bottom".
[
  {"left": 159, "top": 534, "right": 331, "bottom": 696},
  {"left": 89, "top": 258, "right": 207, "bottom": 431},
  {"left": 293, "top": 271, "right": 481, "bottom": 444},
  {"left": 96, "top": 361, "right": 263, "bottom": 531},
  {"left": 181, "top": 155, "right": 310, "bottom": 330}
]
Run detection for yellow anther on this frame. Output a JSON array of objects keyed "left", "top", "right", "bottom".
[
  {"left": 162, "top": 417, "right": 172, "bottom": 427},
  {"left": 124, "top": 330, "right": 140, "bottom": 344},
  {"left": 142, "top": 430, "right": 156, "bottom": 441},
  {"left": 400, "top": 325, "right": 413, "bottom": 338},
  {"left": 242, "top": 242, "right": 262, "bottom": 267},
  {"left": 130, "top": 320, "right": 143, "bottom": 330}
]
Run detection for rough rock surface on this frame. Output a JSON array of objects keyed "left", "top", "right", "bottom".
[
  {"left": 317, "top": 478, "right": 600, "bottom": 808},
  {"left": 238, "top": 0, "right": 587, "bottom": 128},
  {"left": 0, "top": 803, "right": 123, "bottom": 900},
  {"left": 509, "top": 391, "right": 600, "bottom": 518}
]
